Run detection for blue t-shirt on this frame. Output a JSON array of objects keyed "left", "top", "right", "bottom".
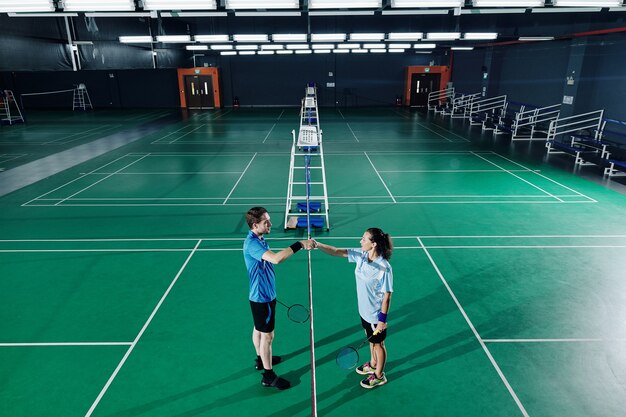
[
  {"left": 347, "top": 248, "right": 393, "bottom": 324},
  {"left": 243, "top": 230, "right": 276, "bottom": 302}
]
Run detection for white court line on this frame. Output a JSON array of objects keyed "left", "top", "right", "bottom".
[
  {"left": 392, "top": 109, "right": 458, "bottom": 142},
  {"left": 82, "top": 172, "right": 242, "bottom": 175},
  {"left": 471, "top": 152, "right": 564, "bottom": 202},
  {"left": 168, "top": 125, "right": 205, "bottom": 144},
  {"left": 364, "top": 152, "right": 396, "bottom": 203},
  {"left": 491, "top": 152, "right": 597, "bottom": 202},
  {"left": 277, "top": 109, "right": 285, "bottom": 120},
  {"left": 0, "top": 342, "right": 132, "bottom": 347},
  {"left": 417, "top": 237, "right": 529, "bottom": 417},
  {"left": 262, "top": 123, "right": 277, "bottom": 143},
  {"left": 84, "top": 239, "right": 201, "bottom": 417},
  {"left": 483, "top": 338, "right": 626, "bottom": 343},
  {"left": 2, "top": 234, "right": 625, "bottom": 243},
  {"left": 346, "top": 123, "right": 360, "bottom": 143},
  {"left": 27, "top": 200, "right": 596, "bottom": 207},
  {"left": 338, "top": 109, "right": 345, "bottom": 120},
  {"left": 378, "top": 169, "right": 531, "bottom": 173},
  {"left": 42, "top": 125, "right": 111, "bottom": 145},
  {"left": 223, "top": 153, "right": 257, "bottom": 205},
  {"left": 152, "top": 124, "right": 199, "bottom": 143},
  {"left": 22, "top": 154, "right": 133, "bottom": 206},
  {"left": 54, "top": 154, "right": 151, "bottom": 206}
]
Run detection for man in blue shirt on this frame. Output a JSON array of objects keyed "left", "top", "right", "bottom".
[{"left": 244, "top": 206, "right": 313, "bottom": 390}]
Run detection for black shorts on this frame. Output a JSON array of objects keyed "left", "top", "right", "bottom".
[
  {"left": 250, "top": 299, "right": 277, "bottom": 333},
  {"left": 361, "top": 316, "right": 387, "bottom": 344}
]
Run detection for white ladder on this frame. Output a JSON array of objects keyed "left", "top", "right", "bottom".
[
  {"left": 284, "top": 84, "right": 330, "bottom": 231},
  {"left": 72, "top": 84, "right": 93, "bottom": 110},
  {"left": 1, "top": 90, "right": 25, "bottom": 125}
]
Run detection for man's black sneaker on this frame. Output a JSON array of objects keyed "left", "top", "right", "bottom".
[
  {"left": 255, "top": 355, "right": 282, "bottom": 370},
  {"left": 261, "top": 374, "right": 291, "bottom": 390}
]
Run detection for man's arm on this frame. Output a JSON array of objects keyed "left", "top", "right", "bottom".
[{"left": 262, "top": 240, "right": 313, "bottom": 264}]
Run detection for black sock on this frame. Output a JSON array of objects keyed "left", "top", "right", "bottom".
[
  {"left": 264, "top": 369, "right": 276, "bottom": 379},
  {"left": 256, "top": 355, "right": 261, "bottom": 362}
]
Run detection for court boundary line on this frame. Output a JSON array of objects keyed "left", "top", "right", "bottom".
[
  {"left": 54, "top": 154, "right": 151, "bottom": 206},
  {"left": 0, "top": 342, "right": 132, "bottom": 347},
  {"left": 483, "top": 338, "right": 626, "bottom": 343},
  {"left": 471, "top": 152, "right": 563, "bottom": 202},
  {"left": 84, "top": 239, "right": 202, "bottom": 417},
  {"left": 417, "top": 237, "right": 530, "bottom": 417},
  {"left": 223, "top": 153, "right": 257, "bottom": 204},
  {"left": 364, "top": 151, "right": 396, "bottom": 203}
]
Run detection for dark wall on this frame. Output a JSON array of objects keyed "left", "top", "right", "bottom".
[
  {"left": 451, "top": 34, "right": 626, "bottom": 124},
  {"left": 1, "top": 69, "right": 179, "bottom": 108}
]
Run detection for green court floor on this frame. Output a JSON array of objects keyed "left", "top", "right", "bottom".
[{"left": 1, "top": 107, "right": 625, "bottom": 417}]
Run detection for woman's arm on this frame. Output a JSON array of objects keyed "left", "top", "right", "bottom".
[{"left": 312, "top": 240, "right": 348, "bottom": 257}]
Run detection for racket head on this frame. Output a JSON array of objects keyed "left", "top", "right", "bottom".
[
  {"left": 287, "top": 304, "right": 310, "bottom": 323},
  {"left": 336, "top": 346, "right": 359, "bottom": 370}
]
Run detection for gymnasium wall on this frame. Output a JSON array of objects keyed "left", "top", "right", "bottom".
[{"left": 451, "top": 34, "right": 626, "bottom": 123}]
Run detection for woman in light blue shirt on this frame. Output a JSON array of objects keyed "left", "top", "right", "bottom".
[{"left": 313, "top": 228, "right": 393, "bottom": 389}]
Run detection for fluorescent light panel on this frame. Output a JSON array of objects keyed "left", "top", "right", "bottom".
[
  {"left": 349, "top": 33, "right": 385, "bottom": 41},
  {"left": 143, "top": 0, "right": 216, "bottom": 10},
  {"left": 337, "top": 43, "right": 361, "bottom": 49},
  {"left": 388, "top": 43, "right": 411, "bottom": 48},
  {"left": 0, "top": 0, "right": 53, "bottom": 12},
  {"left": 391, "top": 0, "right": 463, "bottom": 6},
  {"left": 258, "top": 51, "right": 275, "bottom": 55},
  {"left": 235, "top": 45, "right": 258, "bottom": 50},
  {"left": 272, "top": 34, "right": 307, "bottom": 42},
  {"left": 195, "top": 35, "right": 230, "bottom": 42},
  {"left": 156, "top": 35, "right": 191, "bottom": 43},
  {"left": 426, "top": 32, "right": 460, "bottom": 40},
  {"left": 388, "top": 32, "right": 423, "bottom": 40},
  {"left": 363, "top": 43, "right": 386, "bottom": 48},
  {"left": 311, "top": 33, "right": 346, "bottom": 42},
  {"left": 286, "top": 44, "right": 310, "bottom": 49},
  {"left": 235, "top": 11, "right": 301, "bottom": 16},
  {"left": 276, "top": 50, "right": 293, "bottom": 54},
  {"left": 314, "top": 49, "right": 332, "bottom": 54},
  {"left": 473, "top": 0, "right": 544, "bottom": 5},
  {"left": 295, "top": 50, "right": 312, "bottom": 54},
  {"left": 333, "top": 49, "right": 350, "bottom": 53},
  {"left": 186, "top": 45, "right": 208, "bottom": 50},
  {"left": 261, "top": 44, "right": 284, "bottom": 50},
  {"left": 370, "top": 49, "right": 387, "bottom": 53},
  {"left": 414, "top": 43, "right": 437, "bottom": 48},
  {"left": 225, "top": 0, "right": 298, "bottom": 9},
  {"left": 452, "top": 46, "right": 474, "bottom": 50},
  {"left": 309, "top": 0, "right": 381, "bottom": 8},
  {"left": 518, "top": 36, "right": 554, "bottom": 40},
  {"left": 352, "top": 49, "right": 369, "bottom": 53},
  {"left": 239, "top": 51, "right": 255, "bottom": 55},
  {"left": 233, "top": 34, "right": 269, "bottom": 42},
  {"left": 220, "top": 51, "right": 236, "bottom": 55},
  {"left": 312, "top": 44, "right": 335, "bottom": 49},
  {"left": 463, "top": 32, "right": 498, "bottom": 40},
  {"left": 119, "top": 36, "right": 153, "bottom": 43},
  {"left": 211, "top": 44, "right": 234, "bottom": 50},
  {"left": 389, "top": 49, "right": 405, "bottom": 53},
  {"left": 63, "top": 0, "right": 134, "bottom": 11},
  {"left": 552, "top": 0, "right": 620, "bottom": 5}
]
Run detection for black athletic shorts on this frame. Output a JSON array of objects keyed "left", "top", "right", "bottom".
[
  {"left": 361, "top": 316, "right": 387, "bottom": 344},
  {"left": 250, "top": 299, "right": 277, "bottom": 333}
]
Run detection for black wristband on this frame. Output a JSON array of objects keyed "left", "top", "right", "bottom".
[{"left": 290, "top": 241, "right": 303, "bottom": 253}]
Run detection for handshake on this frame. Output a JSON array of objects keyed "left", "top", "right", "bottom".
[{"left": 298, "top": 239, "right": 318, "bottom": 250}]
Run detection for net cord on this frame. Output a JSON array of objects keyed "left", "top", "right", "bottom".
[{"left": 305, "top": 151, "right": 318, "bottom": 417}]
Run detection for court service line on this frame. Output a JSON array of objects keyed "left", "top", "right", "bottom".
[
  {"left": 262, "top": 123, "right": 277, "bottom": 143},
  {"left": 42, "top": 125, "right": 112, "bottom": 145},
  {"left": 0, "top": 342, "right": 132, "bottom": 347},
  {"left": 417, "top": 237, "right": 529, "bottom": 417},
  {"left": 84, "top": 239, "right": 201, "bottom": 417},
  {"left": 54, "top": 154, "right": 151, "bottom": 206},
  {"left": 471, "top": 152, "right": 564, "bottom": 202},
  {"left": 491, "top": 152, "right": 596, "bottom": 202},
  {"left": 168, "top": 125, "right": 206, "bottom": 144},
  {"left": 364, "top": 152, "right": 396, "bottom": 203},
  {"left": 483, "top": 338, "right": 626, "bottom": 343},
  {"left": 277, "top": 109, "right": 285, "bottom": 120},
  {"left": 337, "top": 109, "right": 345, "bottom": 119},
  {"left": 223, "top": 153, "right": 257, "bottom": 205},
  {"left": 22, "top": 154, "right": 133, "bottom": 206}
]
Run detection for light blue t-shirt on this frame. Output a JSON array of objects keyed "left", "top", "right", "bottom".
[
  {"left": 347, "top": 248, "right": 393, "bottom": 324},
  {"left": 243, "top": 230, "right": 276, "bottom": 303}
]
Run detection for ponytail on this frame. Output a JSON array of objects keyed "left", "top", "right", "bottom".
[{"left": 366, "top": 227, "right": 393, "bottom": 260}]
